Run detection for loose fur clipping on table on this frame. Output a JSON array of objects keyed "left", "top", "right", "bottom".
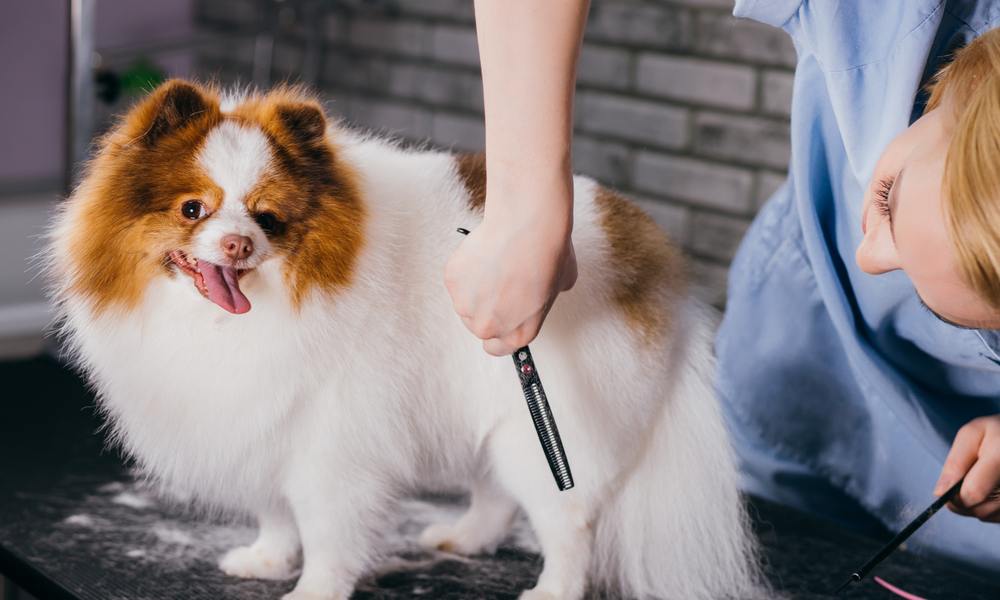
[{"left": 45, "top": 80, "right": 768, "bottom": 599}]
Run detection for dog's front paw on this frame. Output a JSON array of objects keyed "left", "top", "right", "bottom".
[
  {"left": 418, "top": 522, "right": 463, "bottom": 553},
  {"left": 518, "top": 589, "right": 559, "bottom": 600},
  {"left": 219, "top": 543, "right": 298, "bottom": 580},
  {"left": 419, "top": 522, "right": 495, "bottom": 555}
]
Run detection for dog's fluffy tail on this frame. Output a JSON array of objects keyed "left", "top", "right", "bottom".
[{"left": 591, "top": 300, "right": 768, "bottom": 599}]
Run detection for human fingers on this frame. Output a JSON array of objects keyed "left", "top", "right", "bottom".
[
  {"left": 482, "top": 310, "right": 548, "bottom": 357},
  {"left": 936, "top": 419, "right": 986, "bottom": 498},
  {"left": 957, "top": 434, "right": 1000, "bottom": 520},
  {"left": 461, "top": 314, "right": 505, "bottom": 341}
]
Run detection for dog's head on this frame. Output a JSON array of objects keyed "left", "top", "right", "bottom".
[{"left": 54, "top": 80, "right": 364, "bottom": 315}]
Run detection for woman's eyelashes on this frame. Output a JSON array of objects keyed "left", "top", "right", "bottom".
[{"left": 874, "top": 176, "right": 895, "bottom": 220}]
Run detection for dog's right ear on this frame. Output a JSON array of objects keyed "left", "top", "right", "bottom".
[{"left": 124, "top": 80, "right": 219, "bottom": 148}]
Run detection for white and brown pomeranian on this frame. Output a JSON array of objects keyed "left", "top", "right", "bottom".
[{"left": 47, "top": 80, "right": 762, "bottom": 600}]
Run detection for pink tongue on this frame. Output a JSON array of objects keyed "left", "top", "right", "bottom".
[{"left": 199, "top": 262, "right": 251, "bottom": 314}]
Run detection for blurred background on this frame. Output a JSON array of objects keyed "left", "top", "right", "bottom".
[{"left": 0, "top": 0, "right": 794, "bottom": 361}]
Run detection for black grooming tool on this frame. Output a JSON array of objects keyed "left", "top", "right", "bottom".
[
  {"left": 834, "top": 478, "right": 964, "bottom": 595},
  {"left": 456, "top": 227, "right": 575, "bottom": 491}
]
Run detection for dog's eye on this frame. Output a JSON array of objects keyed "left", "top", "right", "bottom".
[
  {"left": 181, "top": 200, "right": 207, "bottom": 221},
  {"left": 254, "top": 212, "right": 281, "bottom": 235}
]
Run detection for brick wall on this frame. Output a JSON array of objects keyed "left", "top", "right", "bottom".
[{"left": 195, "top": 0, "right": 797, "bottom": 306}]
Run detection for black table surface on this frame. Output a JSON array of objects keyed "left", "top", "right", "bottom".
[{"left": 1, "top": 356, "right": 997, "bottom": 600}]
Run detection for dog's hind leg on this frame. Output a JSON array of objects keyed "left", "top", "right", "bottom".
[
  {"left": 488, "top": 418, "right": 594, "bottom": 600},
  {"left": 419, "top": 476, "right": 519, "bottom": 555}
]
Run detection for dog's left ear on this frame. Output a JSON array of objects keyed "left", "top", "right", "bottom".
[{"left": 271, "top": 102, "right": 328, "bottom": 147}]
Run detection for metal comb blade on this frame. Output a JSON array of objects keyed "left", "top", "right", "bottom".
[{"left": 514, "top": 346, "right": 574, "bottom": 491}]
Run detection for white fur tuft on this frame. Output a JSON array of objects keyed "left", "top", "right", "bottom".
[{"left": 591, "top": 301, "right": 766, "bottom": 599}]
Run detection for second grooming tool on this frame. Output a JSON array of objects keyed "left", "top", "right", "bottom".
[{"left": 834, "top": 478, "right": 964, "bottom": 595}]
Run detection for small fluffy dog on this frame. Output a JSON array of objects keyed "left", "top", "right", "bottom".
[{"left": 48, "top": 80, "right": 761, "bottom": 599}]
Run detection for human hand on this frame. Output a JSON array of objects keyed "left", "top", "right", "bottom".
[
  {"left": 934, "top": 414, "right": 1000, "bottom": 521},
  {"left": 444, "top": 182, "right": 577, "bottom": 356}
]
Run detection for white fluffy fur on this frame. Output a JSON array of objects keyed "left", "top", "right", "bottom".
[{"left": 49, "top": 123, "right": 763, "bottom": 599}]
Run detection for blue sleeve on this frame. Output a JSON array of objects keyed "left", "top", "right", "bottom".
[
  {"left": 733, "top": 0, "right": 803, "bottom": 29},
  {"left": 736, "top": 1, "right": 946, "bottom": 73}
]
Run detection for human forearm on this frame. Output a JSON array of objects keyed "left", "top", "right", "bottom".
[{"left": 473, "top": 0, "right": 590, "bottom": 231}]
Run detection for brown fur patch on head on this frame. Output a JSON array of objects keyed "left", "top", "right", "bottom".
[
  {"left": 228, "top": 85, "right": 366, "bottom": 307},
  {"left": 454, "top": 152, "right": 487, "bottom": 212},
  {"left": 62, "top": 81, "right": 366, "bottom": 314},
  {"left": 64, "top": 80, "right": 225, "bottom": 312},
  {"left": 595, "top": 187, "right": 686, "bottom": 342}
]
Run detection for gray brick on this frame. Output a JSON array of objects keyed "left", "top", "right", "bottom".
[
  {"left": 576, "top": 92, "right": 688, "bottom": 150},
  {"left": 694, "top": 112, "right": 790, "bottom": 170},
  {"left": 698, "top": 12, "right": 797, "bottom": 67},
  {"left": 194, "top": 58, "right": 249, "bottom": 87},
  {"left": 387, "top": 64, "right": 484, "bottom": 111},
  {"left": 430, "top": 25, "right": 480, "bottom": 68},
  {"left": 272, "top": 42, "right": 305, "bottom": 80},
  {"left": 431, "top": 113, "right": 484, "bottom": 151},
  {"left": 587, "top": 3, "right": 694, "bottom": 50},
  {"left": 636, "top": 54, "right": 755, "bottom": 111},
  {"left": 761, "top": 69, "right": 794, "bottom": 117},
  {"left": 755, "top": 170, "right": 787, "bottom": 209},
  {"left": 199, "top": 36, "right": 255, "bottom": 65},
  {"left": 632, "top": 196, "right": 691, "bottom": 246},
  {"left": 325, "top": 12, "right": 348, "bottom": 41},
  {"left": 323, "top": 53, "right": 392, "bottom": 91},
  {"left": 577, "top": 44, "right": 632, "bottom": 90},
  {"left": 634, "top": 152, "right": 753, "bottom": 213},
  {"left": 343, "top": 96, "right": 433, "bottom": 139},
  {"left": 393, "top": 0, "right": 476, "bottom": 22},
  {"left": 689, "top": 212, "right": 751, "bottom": 262},
  {"left": 323, "top": 93, "right": 353, "bottom": 123},
  {"left": 347, "top": 18, "right": 429, "bottom": 57},
  {"left": 690, "top": 258, "right": 730, "bottom": 308},
  {"left": 572, "top": 136, "right": 632, "bottom": 188},
  {"left": 197, "top": 0, "right": 257, "bottom": 28}
]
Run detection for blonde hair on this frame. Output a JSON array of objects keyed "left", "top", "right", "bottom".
[{"left": 927, "top": 29, "right": 1000, "bottom": 310}]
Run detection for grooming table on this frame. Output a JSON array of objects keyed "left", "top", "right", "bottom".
[{"left": 1, "top": 357, "right": 997, "bottom": 600}]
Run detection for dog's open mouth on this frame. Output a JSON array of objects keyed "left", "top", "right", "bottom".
[{"left": 168, "top": 250, "right": 252, "bottom": 314}]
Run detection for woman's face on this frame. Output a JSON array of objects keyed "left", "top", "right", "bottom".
[{"left": 856, "top": 100, "right": 1000, "bottom": 329}]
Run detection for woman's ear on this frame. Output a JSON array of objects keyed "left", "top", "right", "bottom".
[{"left": 123, "top": 80, "right": 219, "bottom": 148}]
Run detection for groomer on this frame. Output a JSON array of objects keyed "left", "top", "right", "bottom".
[{"left": 446, "top": 0, "right": 1000, "bottom": 572}]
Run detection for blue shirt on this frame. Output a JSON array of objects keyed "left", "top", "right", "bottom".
[{"left": 717, "top": 0, "right": 1000, "bottom": 571}]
